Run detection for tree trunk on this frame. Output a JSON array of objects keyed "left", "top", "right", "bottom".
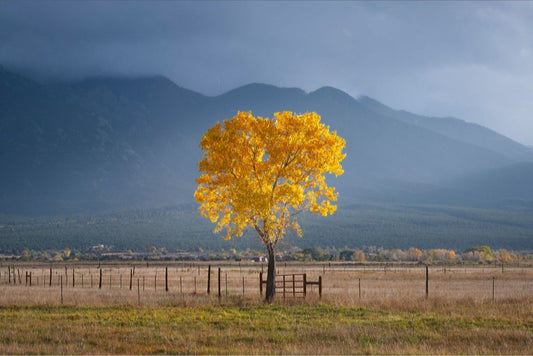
[{"left": 265, "top": 247, "right": 276, "bottom": 303}]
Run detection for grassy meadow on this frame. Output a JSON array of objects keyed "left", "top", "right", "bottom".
[{"left": 0, "top": 262, "right": 531, "bottom": 354}]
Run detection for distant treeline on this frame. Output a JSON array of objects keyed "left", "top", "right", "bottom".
[
  {"left": 2, "top": 245, "right": 531, "bottom": 264},
  {"left": 289, "top": 245, "right": 529, "bottom": 264}
]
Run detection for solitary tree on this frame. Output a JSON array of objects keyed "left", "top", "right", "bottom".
[{"left": 195, "top": 111, "right": 345, "bottom": 302}]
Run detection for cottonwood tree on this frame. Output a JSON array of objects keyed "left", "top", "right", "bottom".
[{"left": 195, "top": 111, "right": 345, "bottom": 302}]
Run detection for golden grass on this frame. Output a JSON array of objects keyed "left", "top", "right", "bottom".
[{"left": 0, "top": 297, "right": 531, "bottom": 354}]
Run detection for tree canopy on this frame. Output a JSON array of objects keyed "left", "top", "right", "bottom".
[{"left": 195, "top": 111, "right": 345, "bottom": 245}]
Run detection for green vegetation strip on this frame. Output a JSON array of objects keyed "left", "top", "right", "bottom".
[{"left": 0, "top": 304, "right": 531, "bottom": 354}]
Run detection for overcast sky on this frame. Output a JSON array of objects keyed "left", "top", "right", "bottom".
[{"left": 1, "top": 1, "right": 533, "bottom": 145}]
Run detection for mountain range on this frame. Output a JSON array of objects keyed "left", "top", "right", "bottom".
[{"left": 2, "top": 66, "right": 533, "bottom": 216}]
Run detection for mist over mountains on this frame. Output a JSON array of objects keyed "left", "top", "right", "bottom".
[{"left": 2, "top": 66, "right": 533, "bottom": 216}]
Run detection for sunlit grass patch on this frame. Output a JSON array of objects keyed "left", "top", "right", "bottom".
[{"left": 0, "top": 298, "right": 531, "bottom": 354}]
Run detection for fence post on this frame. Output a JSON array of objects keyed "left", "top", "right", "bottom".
[
  {"left": 165, "top": 267, "right": 169, "bottom": 292},
  {"left": 194, "top": 276, "right": 197, "bottom": 294},
  {"left": 425, "top": 265, "right": 429, "bottom": 298},
  {"left": 218, "top": 267, "right": 221, "bottom": 299},
  {"left": 207, "top": 265, "right": 211, "bottom": 295},
  {"left": 72, "top": 268, "right": 75, "bottom": 288},
  {"left": 303, "top": 273, "right": 307, "bottom": 297},
  {"left": 130, "top": 269, "right": 133, "bottom": 291},
  {"left": 49, "top": 267, "right": 52, "bottom": 287},
  {"left": 259, "top": 272, "right": 263, "bottom": 296},
  {"left": 99, "top": 268, "right": 102, "bottom": 289},
  {"left": 318, "top": 276, "right": 322, "bottom": 299},
  {"left": 359, "top": 278, "right": 361, "bottom": 299}
]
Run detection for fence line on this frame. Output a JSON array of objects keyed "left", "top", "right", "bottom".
[{"left": 1, "top": 263, "right": 532, "bottom": 303}]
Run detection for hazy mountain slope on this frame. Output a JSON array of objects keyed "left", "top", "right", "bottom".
[
  {"left": 68, "top": 75, "right": 210, "bottom": 189},
  {"left": 1, "top": 68, "right": 531, "bottom": 216},
  {"left": 359, "top": 96, "right": 533, "bottom": 162},
  {"left": 0, "top": 68, "right": 131, "bottom": 212},
  {"left": 211, "top": 84, "right": 512, "bottom": 184},
  {"left": 71, "top": 76, "right": 208, "bottom": 133},
  {"left": 0, "top": 69, "right": 205, "bottom": 214},
  {"left": 449, "top": 162, "right": 533, "bottom": 204}
]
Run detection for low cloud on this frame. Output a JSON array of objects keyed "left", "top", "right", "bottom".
[{"left": 1, "top": 1, "right": 532, "bottom": 144}]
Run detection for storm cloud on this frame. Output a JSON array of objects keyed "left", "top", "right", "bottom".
[{"left": 1, "top": 1, "right": 533, "bottom": 145}]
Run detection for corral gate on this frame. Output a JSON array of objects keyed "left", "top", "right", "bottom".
[{"left": 259, "top": 272, "right": 322, "bottom": 299}]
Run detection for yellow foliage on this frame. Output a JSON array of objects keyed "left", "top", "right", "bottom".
[
  {"left": 448, "top": 250, "right": 456, "bottom": 260},
  {"left": 195, "top": 111, "right": 345, "bottom": 249},
  {"left": 497, "top": 248, "right": 515, "bottom": 262},
  {"left": 408, "top": 248, "right": 423, "bottom": 261}
]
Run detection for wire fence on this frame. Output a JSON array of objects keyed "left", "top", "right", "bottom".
[{"left": 1, "top": 262, "right": 532, "bottom": 304}]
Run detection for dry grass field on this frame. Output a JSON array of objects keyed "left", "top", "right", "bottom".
[{"left": 0, "top": 262, "right": 531, "bottom": 354}]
